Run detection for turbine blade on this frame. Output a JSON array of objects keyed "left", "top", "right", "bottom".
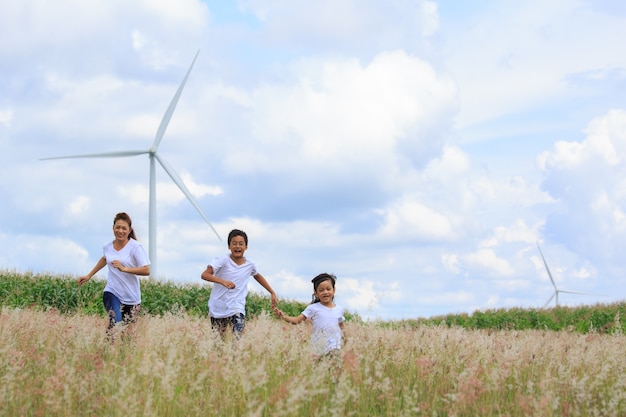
[
  {"left": 536, "top": 242, "right": 558, "bottom": 290},
  {"left": 558, "top": 290, "right": 605, "bottom": 297},
  {"left": 155, "top": 154, "right": 221, "bottom": 241},
  {"left": 40, "top": 150, "right": 147, "bottom": 160},
  {"left": 544, "top": 293, "right": 556, "bottom": 308},
  {"left": 152, "top": 50, "right": 200, "bottom": 150}
]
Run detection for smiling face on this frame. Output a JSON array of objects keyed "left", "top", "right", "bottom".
[
  {"left": 113, "top": 219, "right": 131, "bottom": 242},
  {"left": 314, "top": 279, "right": 336, "bottom": 306},
  {"left": 228, "top": 235, "right": 248, "bottom": 262}
]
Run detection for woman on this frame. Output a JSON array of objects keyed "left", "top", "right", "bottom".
[{"left": 78, "top": 212, "right": 150, "bottom": 333}]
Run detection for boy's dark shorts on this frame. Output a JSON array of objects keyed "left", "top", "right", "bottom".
[{"left": 210, "top": 313, "right": 245, "bottom": 335}]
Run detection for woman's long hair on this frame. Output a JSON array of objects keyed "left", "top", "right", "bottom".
[{"left": 114, "top": 212, "right": 137, "bottom": 240}]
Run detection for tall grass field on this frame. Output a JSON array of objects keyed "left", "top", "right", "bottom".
[{"left": 2, "top": 271, "right": 626, "bottom": 416}]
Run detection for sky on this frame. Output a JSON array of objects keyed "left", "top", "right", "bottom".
[{"left": 1, "top": 0, "right": 626, "bottom": 320}]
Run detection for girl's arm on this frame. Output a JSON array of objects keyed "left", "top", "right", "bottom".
[
  {"left": 77, "top": 256, "right": 107, "bottom": 286},
  {"left": 340, "top": 321, "right": 347, "bottom": 345},
  {"left": 273, "top": 307, "right": 307, "bottom": 325}
]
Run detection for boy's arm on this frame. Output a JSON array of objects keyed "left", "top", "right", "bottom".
[
  {"left": 201, "top": 265, "right": 235, "bottom": 289},
  {"left": 253, "top": 273, "right": 278, "bottom": 307}
]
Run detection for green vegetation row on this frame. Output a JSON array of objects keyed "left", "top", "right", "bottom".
[
  {"left": 2, "top": 270, "right": 625, "bottom": 333},
  {"left": 0, "top": 270, "right": 352, "bottom": 320},
  {"left": 373, "top": 299, "right": 625, "bottom": 334},
  {"left": 399, "top": 303, "right": 626, "bottom": 334}
]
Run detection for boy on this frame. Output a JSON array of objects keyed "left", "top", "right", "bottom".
[{"left": 201, "top": 229, "right": 277, "bottom": 336}]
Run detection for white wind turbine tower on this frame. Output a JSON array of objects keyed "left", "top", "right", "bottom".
[
  {"left": 41, "top": 50, "right": 221, "bottom": 279},
  {"left": 536, "top": 242, "right": 597, "bottom": 308}
]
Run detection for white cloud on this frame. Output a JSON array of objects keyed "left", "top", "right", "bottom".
[
  {"left": 378, "top": 198, "right": 456, "bottom": 241},
  {"left": 442, "top": 0, "right": 626, "bottom": 133},
  {"left": 441, "top": 253, "right": 460, "bottom": 274},
  {"left": 539, "top": 110, "right": 626, "bottom": 171},
  {"left": 0, "top": 233, "right": 91, "bottom": 276},
  {"left": 227, "top": 50, "right": 457, "bottom": 182},
  {"left": 463, "top": 248, "right": 516, "bottom": 278},
  {"left": 481, "top": 219, "right": 540, "bottom": 248},
  {"left": 69, "top": 196, "right": 90, "bottom": 213},
  {"left": 341, "top": 277, "right": 379, "bottom": 313},
  {"left": 537, "top": 110, "right": 626, "bottom": 259},
  {"left": 0, "top": 109, "right": 13, "bottom": 127},
  {"left": 116, "top": 173, "right": 222, "bottom": 207},
  {"left": 240, "top": 0, "right": 440, "bottom": 52}
]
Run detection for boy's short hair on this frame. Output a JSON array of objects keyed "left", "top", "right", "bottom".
[{"left": 228, "top": 229, "right": 248, "bottom": 246}]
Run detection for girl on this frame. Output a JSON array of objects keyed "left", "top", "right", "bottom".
[
  {"left": 78, "top": 212, "right": 150, "bottom": 335},
  {"left": 274, "top": 273, "right": 345, "bottom": 357}
]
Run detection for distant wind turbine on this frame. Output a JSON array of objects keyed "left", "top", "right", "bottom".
[
  {"left": 41, "top": 50, "right": 221, "bottom": 279},
  {"left": 536, "top": 242, "right": 599, "bottom": 308}
]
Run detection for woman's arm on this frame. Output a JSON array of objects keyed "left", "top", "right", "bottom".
[
  {"left": 111, "top": 260, "right": 150, "bottom": 276},
  {"left": 77, "top": 256, "right": 107, "bottom": 286}
]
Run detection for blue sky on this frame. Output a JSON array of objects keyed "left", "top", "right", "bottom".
[{"left": 1, "top": 0, "right": 626, "bottom": 320}]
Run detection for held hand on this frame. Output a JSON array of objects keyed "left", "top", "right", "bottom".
[
  {"left": 272, "top": 307, "right": 284, "bottom": 318},
  {"left": 270, "top": 293, "right": 278, "bottom": 309},
  {"left": 77, "top": 276, "right": 90, "bottom": 286}
]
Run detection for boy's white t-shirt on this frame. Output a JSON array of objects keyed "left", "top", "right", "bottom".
[
  {"left": 102, "top": 239, "right": 150, "bottom": 305},
  {"left": 302, "top": 302, "right": 345, "bottom": 355},
  {"left": 207, "top": 254, "right": 258, "bottom": 318}
]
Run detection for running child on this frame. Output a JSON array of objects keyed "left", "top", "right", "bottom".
[
  {"left": 201, "top": 229, "right": 277, "bottom": 337},
  {"left": 273, "top": 273, "right": 345, "bottom": 357}
]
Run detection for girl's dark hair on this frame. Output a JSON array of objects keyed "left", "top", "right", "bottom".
[
  {"left": 228, "top": 229, "right": 248, "bottom": 246},
  {"left": 113, "top": 212, "right": 136, "bottom": 240},
  {"left": 311, "top": 273, "right": 337, "bottom": 304}
]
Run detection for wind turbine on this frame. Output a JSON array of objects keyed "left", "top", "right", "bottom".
[
  {"left": 536, "top": 242, "right": 597, "bottom": 308},
  {"left": 41, "top": 50, "right": 221, "bottom": 279}
]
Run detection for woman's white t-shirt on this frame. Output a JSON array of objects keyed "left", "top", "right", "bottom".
[{"left": 102, "top": 239, "right": 150, "bottom": 305}]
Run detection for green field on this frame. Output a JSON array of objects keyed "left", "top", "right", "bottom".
[{"left": 1, "top": 270, "right": 625, "bottom": 333}]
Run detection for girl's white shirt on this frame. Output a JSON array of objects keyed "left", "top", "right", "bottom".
[
  {"left": 102, "top": 239, "right": 150, "bottom": 305},
  {"left": 302, "top": 302, "right": 345, "bottom": 355}
]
